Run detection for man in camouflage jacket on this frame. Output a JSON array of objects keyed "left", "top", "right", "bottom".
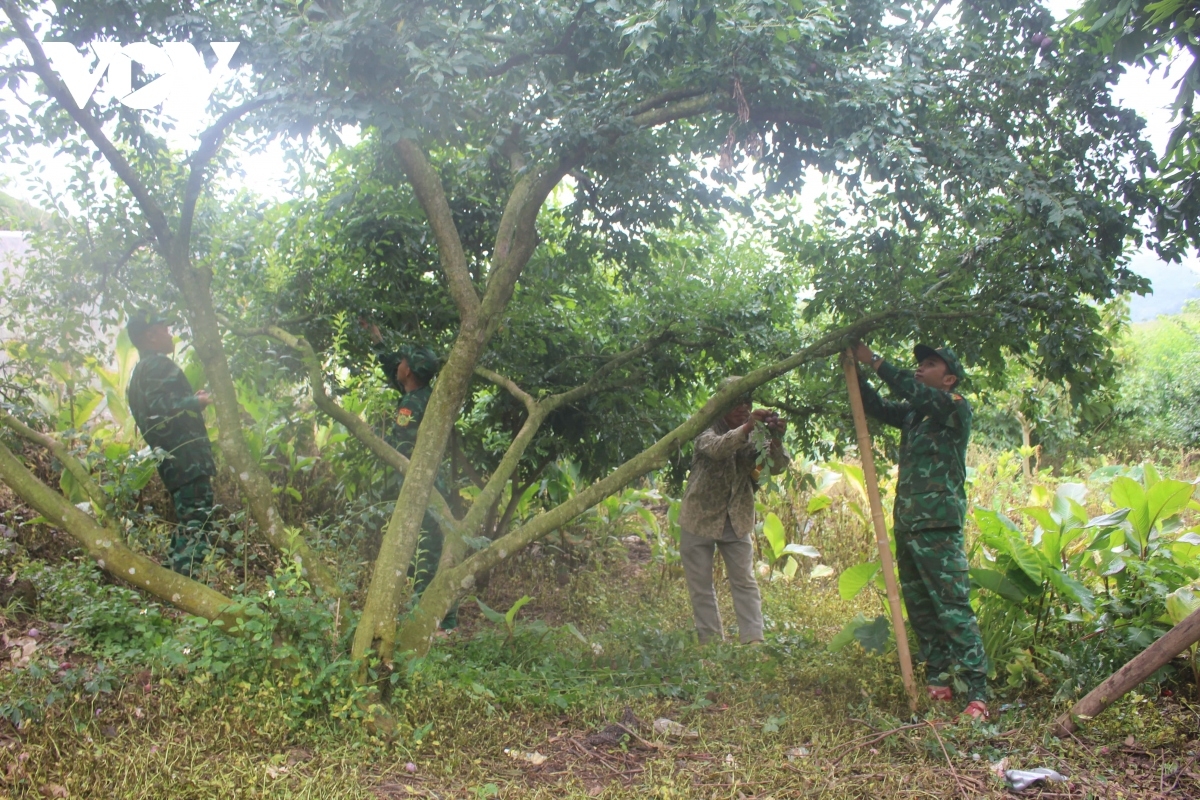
[
  {"left": 126, "top": 311, "right": 217, "bottom": 578},
  {"left": 853, "top": 342, "right": 989, "bottom": 718},
  {"left": 363, "top": 321, "right": 455, "bottom": 629}
]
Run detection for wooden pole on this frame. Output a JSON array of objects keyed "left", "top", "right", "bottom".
[
  {"left": 1053, "top": 606, "right": 1200, "bottom": 737},
  {"left": 842, "top": 350, "right": 920, "bottom": 713}
]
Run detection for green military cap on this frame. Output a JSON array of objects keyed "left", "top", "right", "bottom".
[
  {"left": 914, "top": 344, "right": 966, "bottom": 383},
  {"left": 403, "top": 345, "right": 441, "bottom": 383},
  {"left": 126, "top": 307, "right": 170, "bottom": 341}
]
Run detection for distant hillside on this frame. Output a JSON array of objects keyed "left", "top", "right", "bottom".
[
  {"left": 0, "top": 191, "right": 49, "bottom": 231},
  {"left": 1128, "top": 249, "right": 1200, "bottom": 322}
]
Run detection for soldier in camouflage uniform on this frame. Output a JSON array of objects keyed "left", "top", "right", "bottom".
[
  {"left": 126, "top": 310, "right": 217, "bottom": 578},
  {"left": 362, "top": 321, "right": 455, "bottom": 629},
  {"left": 853, "top": 342, "right": 989, "bottom": 719}
]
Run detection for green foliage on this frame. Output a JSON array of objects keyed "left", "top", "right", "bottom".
[
  {"left": 969, "top": 468, "right": 1199, "bottom": 697},
  {"left": 1094, "top": 303, "right": 1200, "bottom": 452},
  {"left": 1, "top": 559, "right": 368, "bottom": 728},
  {"left": 821, "top": 458, "right": 1200, "bottom": 700},
  {"left": 1073, "top": 0, "right": 1200, "bottom": 256}
]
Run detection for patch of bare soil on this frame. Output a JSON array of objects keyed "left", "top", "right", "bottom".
[{"left": 371, "top": 708, "right": 695, "bottom": 799}]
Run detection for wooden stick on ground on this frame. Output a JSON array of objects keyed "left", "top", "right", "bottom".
[
  {"left": 1053, "top": 606, "right": 1200, "bottom": 737},
  {"left": 842, "top": 350, "right": 920, "bottom": 713}
]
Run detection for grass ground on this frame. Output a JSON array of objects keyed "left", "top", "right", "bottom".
[{"left": 3, "top": 528, "right": 1199, "bottom": 800}]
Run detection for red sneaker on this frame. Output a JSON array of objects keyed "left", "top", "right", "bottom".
[
  {"left": 927, "top": 685, "right": 953, "bottom": 702},
  {"left": 961, "top": 700, "right": 989, "bottom": 720}
]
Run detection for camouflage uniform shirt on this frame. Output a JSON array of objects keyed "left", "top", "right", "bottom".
[
  {"left": 859, "top": 361, "right": 972, "bottom": 532},
  {"left": 127, "top": 354, "right": 216, "bottom": 491},
  {"left": 387, "top": 384, "right": 431, "bottom": 458}
]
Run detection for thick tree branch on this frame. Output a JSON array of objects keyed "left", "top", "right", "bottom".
[
  {"left": 628, "top": 93, "right": 721, "bottom": 128},
  {"left": 628, "top": 88, "right": 711, "bottom": 117},
  {"left": 179, "top": 96, "right": 270, "bottom": 250},
  {"left": 474, "top": 366, "right": 536, "bottom": 415},
  {"left": 394, "top": 139, "right": 482, "bottom": 321},
  {"left": 0, "top": 409, "right": 107, "bottom": 511},
  {"left": 1, "top": 2, "right": 172, "bottom": 247},
  {"left": 0, "top": 438, "right": 247, "bottom": 626}
]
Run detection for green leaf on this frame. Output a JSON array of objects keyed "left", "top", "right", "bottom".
[
  {"left": 781, "top": 543, "right": 820, "bottom": 559},
  {"left": 1086, "top": 508, "right": 1130, "bottom": 529},
  {"left": 828, "top": 613, "right": 868, "bottom": 652},
  {"left": 810, "top": 564, "right": 835, "bottom": 579},
  {"left": 854, "top": 615, "right": 891, "bottom": 654},
  {"left": 1045, "top": 568, "right": 1095, "bottom": 614},
  {"left": 1166, "top": 587, "right": 1200, "bottom": 626},
  {"left": 1053, "top": 483, "right": 1087, "bottom": 519},
  {"left": 970, "top": 568, "right": 1034, "bottom": 603},
  {"left": 59, "top": 468, "right": 87, "bottom": 504},
  {"left": 1146, "top": 479, "right": 1194, "bottom": 530},
  {"left": 504, "top": 595, "right": 532, "bottom": 628},
  {"left": 470, "top": 596, "right": 507, "bottom": 626},
  {"left": 1111, "top": 476, "right": 1149, "bottom": 537},
  {"left": 563, "top": 622, "right": 588, "bottom": 645},
  {"left": 1009, "top": 538, "right": 1045, "bottom": 583},
  {"left": 1020, "top": 506, "right": 1060, "bottom": 534},
  {"left": 762, "top": 513, "right": 787, "bottom": 560},
  {"left": 1144, "top": 463, "right": 1162, "bottom": 489},
  {"left": 838, "top": 561, "right": 880, "bottom": 601},
  {"left": 806, "top": 494, "right": 832, "bottom": 514},
  {"left": 762, "top": 715, "right": 786, "bottom": 734}
]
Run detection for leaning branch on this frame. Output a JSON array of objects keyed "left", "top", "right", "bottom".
[
  {"left": 0, "top": 410, "right": 107, "bottom": 511},
  {"left": 395, "top": 308, "right": 964, "bottom": 654},
  {"left": 628, "top": 93, "right": 721, "bottom": 128},
  {"left": 0, "top": 439, "right": 247, "bottom": 627},
  {"left": 628, "top": 88, "right": 712, "bottom": 117},
  {"left": 474, "top": 366, "right": 536, "bottom": 415}
]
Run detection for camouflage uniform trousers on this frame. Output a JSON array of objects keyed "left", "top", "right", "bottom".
[
  {"left": 169, "top": 476, "right": 216, "bottom": 579},
  {"left": 895, "top": 526, "right": 989, "bottom": 701},
  {"left": 397, "top": 467, "right": 458, "bottom": 628}
]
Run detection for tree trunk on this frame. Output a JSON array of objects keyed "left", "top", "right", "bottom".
[
  {"left": 1053, "top": 608, "right": 1200, "bottom": 736},
  {"left": 1017, "top": 411, "right": 1034, "bottom": 481},
  {"left": 172, "top": 264, "right": 339, "bottom": 597},
  {"left": 350, "top": 318, "right": 490, "bottom": 662}
]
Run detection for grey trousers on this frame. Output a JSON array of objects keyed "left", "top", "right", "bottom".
[{"left": 680, "top": 517, "right": 764, "bottom": 644}]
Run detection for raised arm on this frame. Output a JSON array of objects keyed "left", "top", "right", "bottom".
[
  {"left": 875, "top": 361, "right": 965, "bottom": 427},
  {"left": 694, "top": 425, "right": 751, "bottom": 462},
  {"left": 857, "top": 373, "right": 910, "bottom": 429}
]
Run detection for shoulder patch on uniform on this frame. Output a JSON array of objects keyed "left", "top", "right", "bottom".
[
  {"left": 951, "top": 393, "right": 964, "bottom": 401},
  {"left": 395, "top": 407, "right": 414, "bottom": 426}
]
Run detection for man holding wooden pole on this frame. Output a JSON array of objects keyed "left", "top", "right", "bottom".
[{"left": 851, "top": 341, "right": 990, "bottom": 719}]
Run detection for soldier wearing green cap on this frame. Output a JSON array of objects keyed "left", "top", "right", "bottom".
[
  {"left": 125, "top": 310, "right": 217, "bottom": 578},
  {"left": 361, "top": 320, "right": 455, "bottom": 630},
  {"left": 851, "top": 341, "right": 989, "bottom": 720}
]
